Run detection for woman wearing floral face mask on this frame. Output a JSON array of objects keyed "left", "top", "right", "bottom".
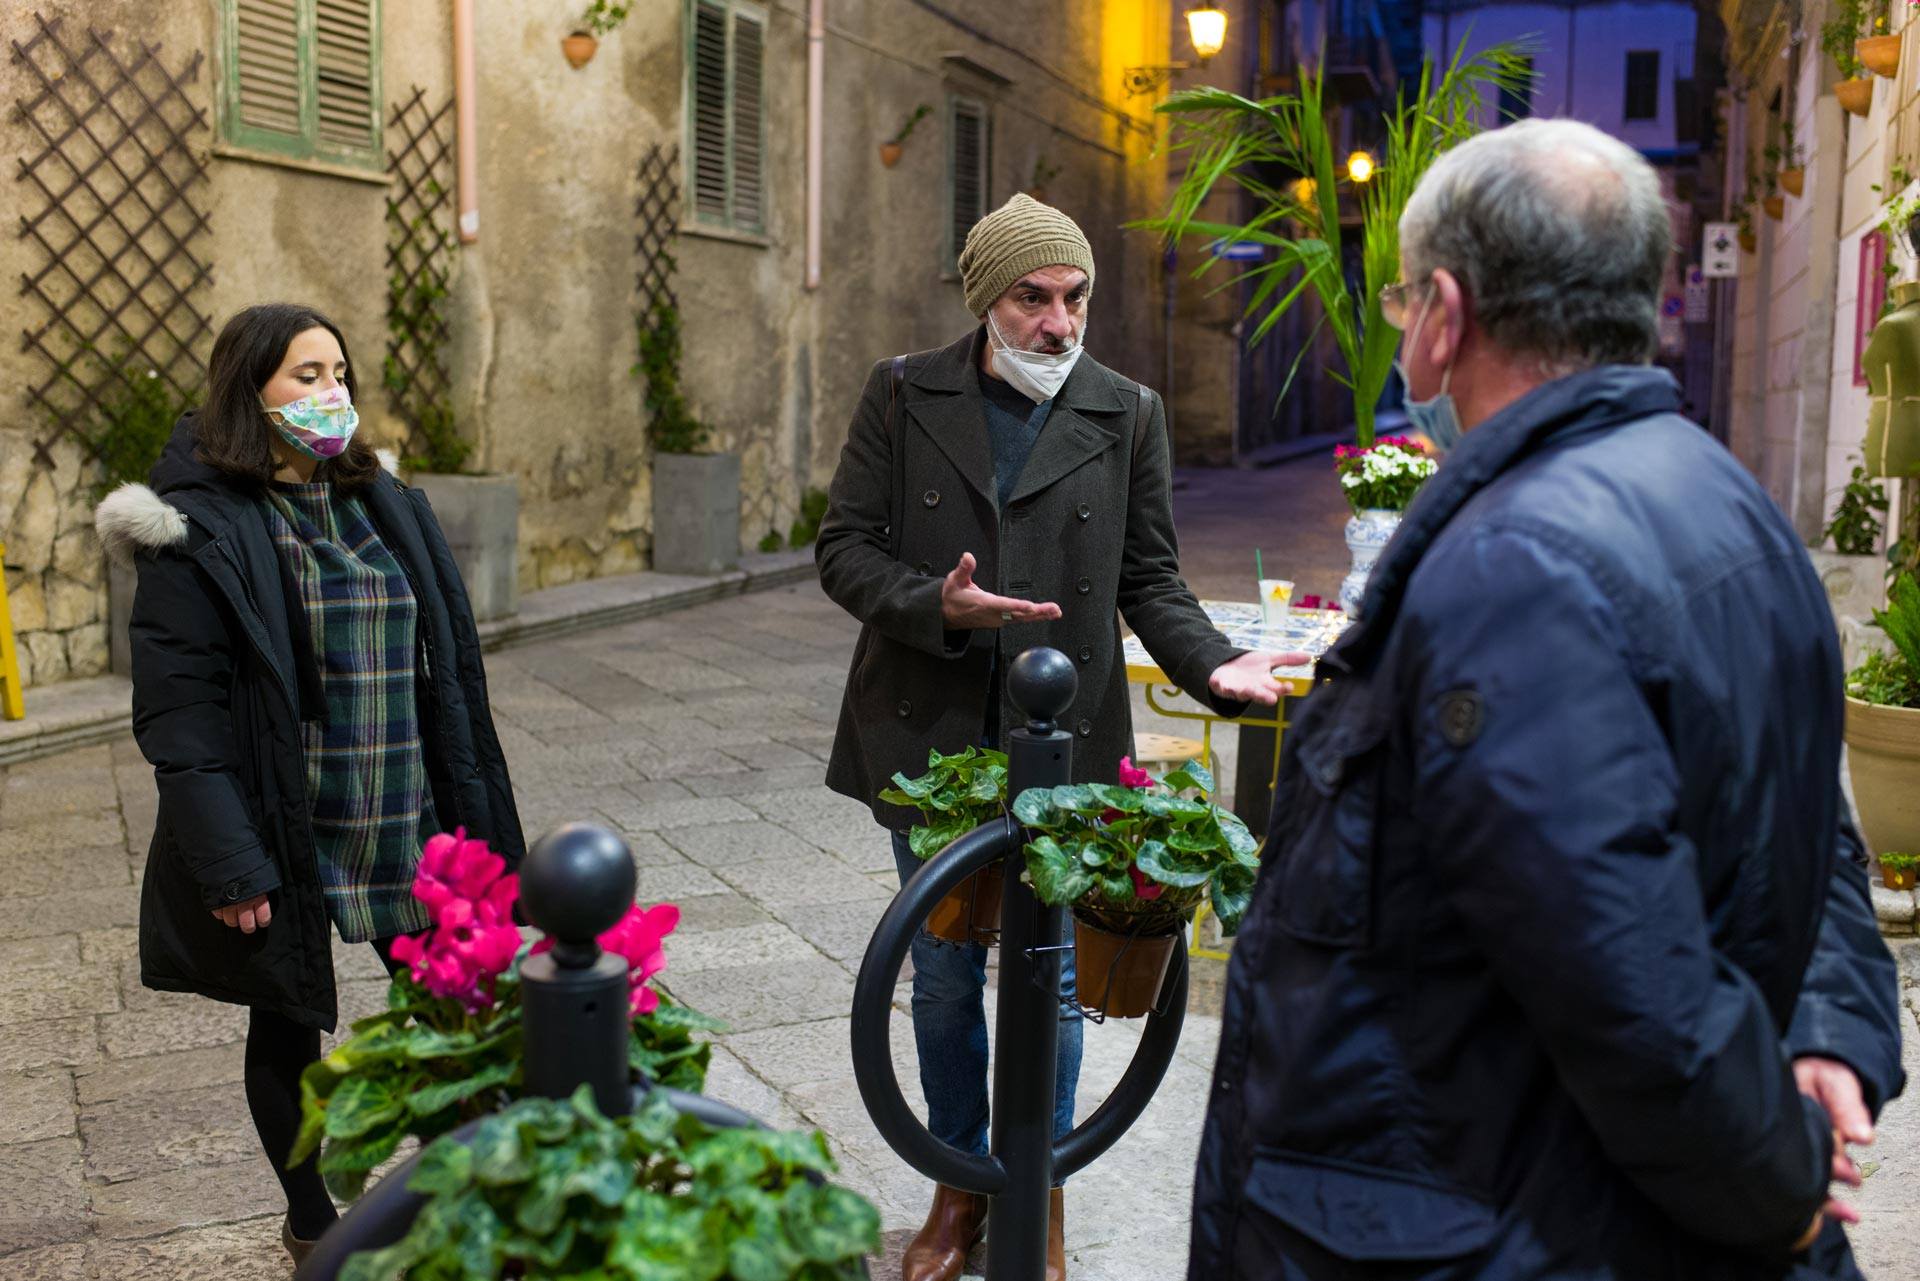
[{"left": 94, "top": 303, "right": 523, "bottom": 1263}]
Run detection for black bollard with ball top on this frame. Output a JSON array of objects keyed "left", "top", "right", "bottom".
[{"left": 517, "top": 821, "right": 638, "bottom": 1118}]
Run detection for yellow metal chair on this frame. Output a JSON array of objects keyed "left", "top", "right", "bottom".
[{"left": 0, "top": 542, "right": 25, "bottom": 720}]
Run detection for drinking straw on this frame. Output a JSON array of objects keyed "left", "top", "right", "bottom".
[{"left": 1255, "top": 548, "right": 1264, "bottom": 586}]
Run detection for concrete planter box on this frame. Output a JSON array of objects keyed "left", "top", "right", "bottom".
[
  {"left": 1807, "top": 549, "right": 1885, "bottom": 627},
  {"left": 652, "top": 452, "right": 740, "bottom": 575},
  {"left": 410, "top": 472, "right": 520, "bottom": 623},
  {"left": 108, "top": 558, "right": 135, "bottom": 677}
]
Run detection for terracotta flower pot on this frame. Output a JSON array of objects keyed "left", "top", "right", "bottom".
[
  {"left": 1836, "top": 77, "right": 1873, "bottom": 117},
  {"left": 1739, "top": 228, "right": 1757, "bottom": 253},
  {"left": 1780, "top": 167, "right": 1805, "bottom": 198},
  {"left": 1845, "top": 696, "right": 1920, "bottom": 859},
  {"left": 561, "top": 31, "right": 598, "bottom": 69},
  {"left": 1763, "top": 194, "right": 1785, "bottom": 221},
  {"left": 1883, "top": 864, "right": 1917, "bottom": 891},
  {"left": 924, "top": 859, "right": 1004, "bottom": 945},
  {"left": 878, "top": 142, "right": 903, "bottom": 168},
  {"left": 1858, "top": 33, "right": 1903, "bottom": 78},
  {"left": 1072, "top": 911, "right": 1180, "bottom": 1019}
]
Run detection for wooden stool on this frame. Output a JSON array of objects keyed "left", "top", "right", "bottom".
[
  {"left": 0, "top": 542, "right": 24, "bottom": 720},
  {"left": 1131, "top": 731, "right": 1210, "bottom": 776}
]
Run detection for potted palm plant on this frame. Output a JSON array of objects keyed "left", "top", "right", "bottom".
[
  {"left": 1138, "top": 41, "right": 1530, "bottom": 613},
  {"left": 1014, "top": 757, "right": 1256, "bottom": 1018},
  {"left": 1845, "top": 574, "right": 1920, "bottom": 859},
  {"left": 880, "top": 746, "right": 1010, "bottom": 944}
]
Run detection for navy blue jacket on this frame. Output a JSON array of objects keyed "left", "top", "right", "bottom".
[{"left": 1189, "top": 367, "right": 1905, "bottom": 1280}]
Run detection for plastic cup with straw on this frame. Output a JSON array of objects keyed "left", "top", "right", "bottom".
[{"left": 1256, "top": 548, "right": 1292, "bottom": 628}]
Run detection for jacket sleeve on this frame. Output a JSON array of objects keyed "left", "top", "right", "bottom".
[
  {"left": 128, "top": 546, "right": 281, "bottom": 908},
  {"left": 815, "top": 358, "right": 968, "bottom": 659},
  {"left": 1785, "top": 813, "right": 1907, "bottom": 1115},
  {"left": 1115, "top": 386, "right": 1247, "bottom": 715},
  {"left": 1408, "top": 525, "right": 1830, "bottom": 1256}
]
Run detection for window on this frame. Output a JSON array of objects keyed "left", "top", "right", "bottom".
[
  {"left": 687, "top": 0, "right": 766, "bottom": 235},
  {"left": 1498, "top": 56, "right": 1533, "bottom": 120},
  {"left": 219, "top": 0, "right": 381, "bottom": 171},
  {"left": 1623, "top": 50, "right": 1660, "bottom": 122},
  {"left": 948, "top": 96, "right": 990, "bottom": 272}
]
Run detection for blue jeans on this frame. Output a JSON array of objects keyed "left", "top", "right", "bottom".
[{"left": 892, "top": 831, "right": 1083, "bottom": 1164}]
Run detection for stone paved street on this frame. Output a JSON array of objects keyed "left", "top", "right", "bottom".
[{"left": 0, "top": 465, "right": 1915, "bottom": 1278}]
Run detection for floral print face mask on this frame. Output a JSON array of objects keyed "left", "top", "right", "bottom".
[{"left": 263, "top": 384, "right": 359, "bottom": 460}]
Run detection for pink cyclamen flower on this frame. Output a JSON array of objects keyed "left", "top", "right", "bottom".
[
  {"left": 412, "top": 830, "right": 508, "bottom": 924},
  {"left": 533, "top": 901, "right": 681, "bottom": 1015},
  {"left": 1117, "top": 756, "right": 1154, "bottom": 790},
  {"left": 1129, "top": 866, "right": 1165, "bottom": 901},
  {"left": 393, "top": 831, "right": 524, "bottom": 1010}
]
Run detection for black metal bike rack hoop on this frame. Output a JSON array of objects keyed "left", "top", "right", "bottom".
[{"left": 849, "top": 646, "right": 1189, "bottom": 1281}]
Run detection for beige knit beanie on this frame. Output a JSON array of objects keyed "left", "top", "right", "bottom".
[{"left": 958, "top": 194, "right": 1096, "bottom": 317}]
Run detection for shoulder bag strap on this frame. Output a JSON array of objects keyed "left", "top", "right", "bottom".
[{"left": 887, "top": 354, "right": 907, "bottom": 560}]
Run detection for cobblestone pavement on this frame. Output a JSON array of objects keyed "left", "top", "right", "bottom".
[{"left": 1, "top": 459, "right": 1915, "bottom": 1278}]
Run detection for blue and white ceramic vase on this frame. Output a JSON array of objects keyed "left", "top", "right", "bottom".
[{"left": 1338, "top": 507, "right": 1402, "bottom": 619}]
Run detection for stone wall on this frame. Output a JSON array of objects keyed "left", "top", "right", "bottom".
[{"left": 1, "top": 0, "right": 1191, "bottom": 687}]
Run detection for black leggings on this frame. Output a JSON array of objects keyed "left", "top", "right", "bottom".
[{"left": 246, "top": 936, "right": 407, "bottom": 1238}]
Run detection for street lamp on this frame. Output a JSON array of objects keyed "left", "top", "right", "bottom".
[
  {"left": 1346, "top": 149, "right": 1376, "bottom": 184},
  {"left": 1124, "top": 5, "right": 1229, "bottom": 97}
]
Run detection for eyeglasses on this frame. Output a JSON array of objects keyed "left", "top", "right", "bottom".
[{"left": 1378, "top": 279, "right": 1428, "bottom": 331}]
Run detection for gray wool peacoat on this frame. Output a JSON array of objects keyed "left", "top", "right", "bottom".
[{"left": 817, "top": 327, "right": 1246, "bottom": 831}]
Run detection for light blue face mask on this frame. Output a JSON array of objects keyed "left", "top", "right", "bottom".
[{"left": 1395, "top": 286, "right": 1464, "bottom": 455}]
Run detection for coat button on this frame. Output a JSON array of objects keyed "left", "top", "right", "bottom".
[
  {"left": 222, "top": 880, "right": 242, "bottom": 902},
  {"left": 917, "top": 560, "right": 932, "bottom": 574},
  {"left": 1076, "top": 719, "right": 1092, "bottom": 738},
  {"left": 1076, "top": 576, "right": 1091, "bottom": 595},
  {"left": 897, "top": 700, "right": 912, "bottom": 718},
  {"left": 1076, "top": 503, "right": 1092, "bottom": 521},
  {"left": 923, "top": 489, "right": 940, "bottom": 508},
  {"left": 1077, "top": 646, "right": 1092, "bottom": 662}
]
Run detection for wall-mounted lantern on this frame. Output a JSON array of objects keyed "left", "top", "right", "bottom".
[{"left": 1124, "top": 5, "right": 1228, "bottom": 97}]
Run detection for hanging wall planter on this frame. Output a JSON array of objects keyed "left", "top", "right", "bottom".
[
  {"left": 1859, "top": 34, "right": 1903, "bottom": 78},
  {"left": 1780, "top": 167, "right": 1805, "bottom": 198},
  {"left": 1764, "top": 194, "right": 1786, "bottom": 220},
  {"left": 879, "top": 103, "right": 931, "bottom": 171},
  {"left": 1837, "top": 76, "right": 1874, "bottom": 116},
  {"left": 878, "top": 142, "right": 903, "bottom": 168},
  {"left": 561, "top": 31, "right": 598, "bottom": 68},
  {"left": 1739, "top": 228, "right": 1757, "bottom": 253}
]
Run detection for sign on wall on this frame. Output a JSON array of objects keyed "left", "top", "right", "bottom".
[{"left": 1701, "top": 222, "right": 1740, "bottom": 278}]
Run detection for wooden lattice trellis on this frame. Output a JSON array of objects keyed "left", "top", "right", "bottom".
[
  {"left": 384, "top": 85, "right": 456, "bottom": 465},
  {"left": 12, "top": 13, "right": 212, "bottom": 469}
]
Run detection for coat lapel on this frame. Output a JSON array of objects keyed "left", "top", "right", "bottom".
[
  {"left": 903, "top": 331, "right": 998, "bottom": 506},
  {"left": 1006, "top": 355, "right": 1126, "bottom": 504}
]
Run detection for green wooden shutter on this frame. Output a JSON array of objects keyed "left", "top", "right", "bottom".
[
  {"left": 690, "top": 1, "right": 730, "bottom": 222},
  {"left": 949, "top": 97, "right": 989, "bottom": 269},
  {"left": 233, "top": 0, "right": 302, "bottom": 138},
  {"left": 314, "top": 0, "right": 378, "bottom": 157},
  {"left": 729, "top": 8, "right": 764, "bottom": 231}
]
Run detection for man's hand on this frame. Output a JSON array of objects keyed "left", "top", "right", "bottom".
[
  {"left": 1792, "top": 1055, "right": 1872, "bottom": 1245},
  {"left": 940, "top": 552, "right": 1062, "bottom": 629},
  {"left": 1207, "top": 650, "right": 1311, "bottom": 708},
  {"left": 212, "top": 893, "right": 272, "bottom": 934}
]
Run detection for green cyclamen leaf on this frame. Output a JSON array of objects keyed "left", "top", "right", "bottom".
[
  {"left": 1136, "top": 839, "right": 1214, "bottom": 888},
  {"left": 1084, "top": 783, "right": 1145, "bottom": 812},
  {"left": 406, "top": 1134, "right": 475, "bottom": 1196},
  {"left": 404, "top": 1058, "right": 517, "bottom": 1117},
  {"left": 323, "top": 1073, "right": 405, "bottom": 1140},
  {"left": 1210, "top": 862, "right": 1258, "bottom": 936},
  {"left": 1024, "top": 836, "right": 1096, "bottom": 906},
  {"left": 783, "top": 1181, "right": 883, "bottom": 1263},
  {"left": 1011, "top": 786, "right": 1062, "bottom": 828}
]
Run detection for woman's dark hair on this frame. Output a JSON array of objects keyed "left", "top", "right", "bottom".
[{"left": 196, "top": 303, "right": 381, "bottom": 491}]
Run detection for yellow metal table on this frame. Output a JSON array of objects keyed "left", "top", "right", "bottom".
[{"left": 1123, "top": 601, "right": 1348, "bottom": 958}]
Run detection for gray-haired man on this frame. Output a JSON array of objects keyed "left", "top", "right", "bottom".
[{"left": 1189, "top": 118, "right": 1904, "bottom": 1279}]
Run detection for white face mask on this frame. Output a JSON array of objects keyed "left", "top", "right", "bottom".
[{"left": 987, "top": 310, "right": 1086, "bottom": 404}]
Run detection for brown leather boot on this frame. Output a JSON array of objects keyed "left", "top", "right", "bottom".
[
  {"left": 902, "top": 1183, "right": 988, "bottom": 1281},
  {"left": 1046, "top": 1185, "right": 1066, "bottom": 1281}
]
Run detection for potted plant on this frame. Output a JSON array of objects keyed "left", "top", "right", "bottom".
[
  {"left": 1775, "top": 118, "right": 1805, "bottom": 198},
  {"left": 1141, "top": 40, "right": 1525, "bottom": 619},
  {"left": 1844, "top": 574, "right": 1920, "bottom": 859},
  {"left": 1027, "top": 155, "right": 1063, "bottom": 203},
  {"left": 1826, "top": 0, "right": 1876, "bottom": 115},
  {"left": 1735, "top": 165, "right": 1759, "bottom": 253},
  {"left": 1879, "top": 851, "right": 1919, "bottom": 890},
  {"left": 635, "top": 298, "right": 740, "bottom": 575},
  {"left": 1762, "top": 165, "right": 1785, "bottom": 221},
  {"left": 880, "top": 746, "right": 1011, "bottom": 944},
  {"left": 1859, "top": 0, "right": 1903, "bottom": 76},
  {"left": 1333, "top": 436, "right": 1438, "bottom": 616},
  {"left": 1014, "top": 757, "right": 1257, "bottom": 1018},
  {"left": 562, "top": 1, "right": 627, "bottom": 69},
  {"left": 1816, "top": 462, "right": 1891, "bottom": 622},
  {"left": 294, "top": 831, "right": 719, "bottom": 1198},
  {"left": 81, "top": 349, "right": 190, "bottom": 676},
  {"left": 878, "top": 103, "right": 930, "bottom": 168}
]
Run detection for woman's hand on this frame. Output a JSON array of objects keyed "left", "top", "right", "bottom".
[{"left": 212, "top": 893, "right": 272, "bottom": 933}]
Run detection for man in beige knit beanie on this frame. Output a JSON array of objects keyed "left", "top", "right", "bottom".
[{"left": 815, "top": 194, "right": 1303, "bottom": 1281}]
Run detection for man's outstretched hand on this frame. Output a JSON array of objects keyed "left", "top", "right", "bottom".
[
  {"left": 940, "top": 552, "right": 1063, "bottom": 629},
  {"left": 1208, "top": 650, "right": 1310, "bottom": 708}
]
